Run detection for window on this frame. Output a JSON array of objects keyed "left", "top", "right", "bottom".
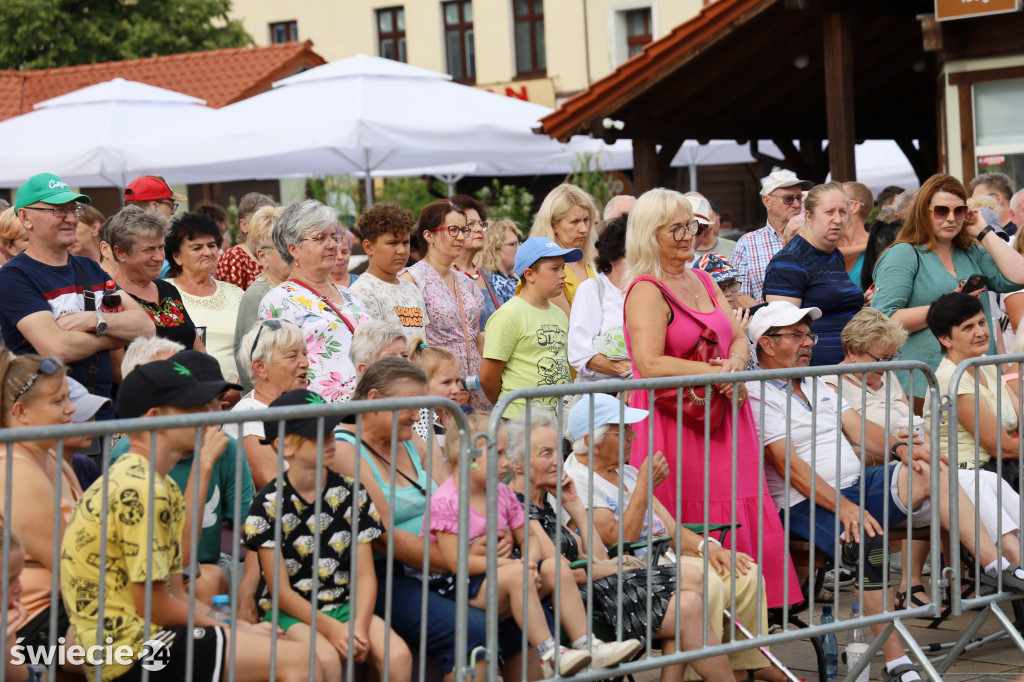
[
  {"left": 625, "top": 8, "right": 651, "bottom": 59},
  {"left": 513, "top": 0, "right": 545, "bottom": 78},
  {"left": 269, "top": 21, "right": 298, "bottom": 44},
  {"left": 377, "top": 7, "right": 407, "bottom": 63},
  {"left": 443, "top": 1, "right": 475, "bottom": 84},
  {"left": 973, "top": 78, "right": 1024, "bottom": 189}
]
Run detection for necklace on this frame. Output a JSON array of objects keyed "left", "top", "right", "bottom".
[{"left": 453, "top": 263, "right": 479, "bottom": 280}]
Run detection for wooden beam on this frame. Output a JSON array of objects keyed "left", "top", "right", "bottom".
[
  {"left": 895, "top": 137, "right": 936, "bottom": 185},
  {"left": 656, "top": 140, "right": 684, "bottom": 181},
  {"left": 633, "top": 139, "right": 660, "bottom": 194},
  {"left": 822, "top": 12, "right": 856, "bottom": 181},
  {"left": 957, "top": 82, "right": 976, "bottom": 184}
]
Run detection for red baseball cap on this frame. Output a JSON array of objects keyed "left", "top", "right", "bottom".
[{"left": 124, "top": 175, "right": 186, "bottom": 202}]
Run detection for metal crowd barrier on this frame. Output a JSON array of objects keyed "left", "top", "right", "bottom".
[
  {"left": 0, "top": 395, "right": 473, "bottom": 682},
  {"left": 3, "top": 358, "right": 1023, "bottom": 682},
  {"left": 485, "top": 360, "right": 946, "bottom": 682},
  {"left": 939, "top": 352, "right": 1024, "bottom": 673}
]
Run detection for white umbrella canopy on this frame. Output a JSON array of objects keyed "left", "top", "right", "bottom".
[
  {"left": 0, "top": 78, "right": 216, "bottom": 188},
  {"left": 128, "top": 54, "right": 586, "bottom": 201}
]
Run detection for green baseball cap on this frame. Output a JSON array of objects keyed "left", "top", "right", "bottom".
[{"left": 15, "top": 173, "right": 91, "bottom": 212}]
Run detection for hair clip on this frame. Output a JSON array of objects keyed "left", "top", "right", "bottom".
[{"left": 418, "top": 343, "right": 426, "bottom": 349}]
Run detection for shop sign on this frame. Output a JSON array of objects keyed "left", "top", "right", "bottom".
[
  {"left": 979, "top": 155, "right": 1006, "bottom": 166},
  {"left": 936, "top": 0, "right": 1021, "bottom": 21}
]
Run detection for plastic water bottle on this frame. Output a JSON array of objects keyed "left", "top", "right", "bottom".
[
  {"left": 844, "top": 603, "right": 869, "bottom": 682},
  {"left": 208, "top": 594, "right": 232, "bottom": 625},
  {"left": 819, "top": 606, "right": 839, "bottom": 679}
]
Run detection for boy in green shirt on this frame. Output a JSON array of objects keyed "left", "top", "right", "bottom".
[{"left": 480, "top": 237, "right": 582, "bottom": 418}]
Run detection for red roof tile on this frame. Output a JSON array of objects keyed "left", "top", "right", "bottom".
[{"left": 0, "top": 41, "right": 326, "bottom": 122}]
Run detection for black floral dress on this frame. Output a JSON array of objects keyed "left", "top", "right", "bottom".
[{"left": 513, "top": 492, "right": 680, "bottom": 644}]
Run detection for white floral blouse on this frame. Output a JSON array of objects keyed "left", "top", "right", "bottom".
[{"left": 258, "top": 281, "right": 369, "bottom": 401}]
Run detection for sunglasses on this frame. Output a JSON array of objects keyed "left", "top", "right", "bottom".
[
  {"left": 932, "top": 204, "right": 968, "bottom": 221},
  {"left": 14, "top": 355, "right": 62, "bottom": 402},
  {"left": 771, "top": 193, "right": 803, "bottom": 206},
  {"left": 250, "top": 319, "right": 283, "bottom": 361}
]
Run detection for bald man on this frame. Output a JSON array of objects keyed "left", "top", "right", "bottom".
[{"left": 840, "top": 181, "right": 873, "bottom": 290}]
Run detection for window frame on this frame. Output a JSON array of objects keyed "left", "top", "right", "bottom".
[
  {"left": 624, "top": 8, "right": 652, "bottom": 59},
  {"left": 376, "top": 6, "right": 407, "bottom": 63},
  {"left": 513, "top": 0, "right": 546, "bottom": 80},
  {"left": 443, "top": 0, "right": 476, "bottom": 84},
  {"left": 268, "top": 21, "right": 298, "bottom": 44}
]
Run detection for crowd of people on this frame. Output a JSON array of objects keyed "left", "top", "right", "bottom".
[{"left": 2, "top": 166, "right": 1024, "bottom": 682}]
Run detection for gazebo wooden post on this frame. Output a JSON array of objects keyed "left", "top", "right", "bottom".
[
  {"left": 633, "top": 139, "right": 659, "bottom": 194},
  {"left": 822, "top": 12, "right": 856, "bottom": 182}
]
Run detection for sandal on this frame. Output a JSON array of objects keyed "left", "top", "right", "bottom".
[
  {"left": 882, "top": 663, "right": 921, "bottom": 682},
  {"left": 895, "top": 584, "right": 950, "bottom": 628},
  {"left": 979, "top": 562, "right": 1024, "bottom": 593}
]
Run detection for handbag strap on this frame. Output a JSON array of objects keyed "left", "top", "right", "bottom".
[{"left": 287, "top": 278, "right": 356, "bottom": 334}]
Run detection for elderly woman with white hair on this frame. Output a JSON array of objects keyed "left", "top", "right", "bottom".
[
  {"left": 348, "top": 319, "right": 409, "bottom": 378},
  {"left": 504, "top": 408, "right": 737, "bottom": 682},
  {"left": 624, "top": 187, "right": 799, "bottom": 612},
  {"left": 528, "top": 183, "right": 601, "bottom": 316},
  {"left": 228, "top": 318, "right": 310, "bottom": 489},
  {"left": 258, "top": 199, "right": 369, "bottom": 401}
]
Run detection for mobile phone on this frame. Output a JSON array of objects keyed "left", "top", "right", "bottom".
[
  {"left": 746, "top": 302, "right": 769, "bottom": 316},
  {"left": 961, "top": 274, "right": 988, "bottom": 295}
]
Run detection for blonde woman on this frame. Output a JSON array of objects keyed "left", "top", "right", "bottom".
[
  {"left": 0, "top": 208, "right": 28, "bottom": 267},
  {"left": 528, "top": 183, "right": 600, "bottom": 316},
  {"left": 477, "top": 219, "right": 523, "bottom": 304}
]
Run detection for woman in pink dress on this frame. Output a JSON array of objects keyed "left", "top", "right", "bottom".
[{"left": 623, "top": 188, "right": 800, "bottom": 613}]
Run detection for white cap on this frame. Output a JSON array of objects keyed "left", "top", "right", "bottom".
[
  {"left": 685, "top": 196, "right": 713, "bottom": 225},
  {"left": 747, "top": 300, "right": 822, "bottom": 343},
  {"left": 760, "top": 168, "right": 812, "bottom": 196}
]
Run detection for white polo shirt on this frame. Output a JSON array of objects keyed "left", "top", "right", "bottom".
[{"left": 745, "top": 376, "right": 862, "bottom": 510}]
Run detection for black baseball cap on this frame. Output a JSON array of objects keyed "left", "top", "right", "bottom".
[
  {"left": 260, "top": 389, "right": 341, "bottom": 445},
  {"left": 117, "top": 357, "right": 239, "bottom": 418},
  {"left": 172, "top": 350, "right": 243, "bottom": 390}
]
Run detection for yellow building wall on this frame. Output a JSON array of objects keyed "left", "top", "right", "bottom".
[
  {"left": 942, "top": 53, "right": 1024, "bottom": 181},
  {"left": 230, "top": 0, "right": 703, "bottom": 105}
]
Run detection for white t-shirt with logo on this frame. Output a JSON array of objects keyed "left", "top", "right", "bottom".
[{"left": 349, "top": 272, "right": 429, "bottom": 341}]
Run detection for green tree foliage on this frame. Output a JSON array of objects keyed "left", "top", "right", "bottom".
[{"left": 0, "top": 0, "right": 253, "bottom": 70}]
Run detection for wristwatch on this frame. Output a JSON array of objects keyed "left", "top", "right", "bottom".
[{"left": 95, "top": 310, "right": 108, "bottom": 336}]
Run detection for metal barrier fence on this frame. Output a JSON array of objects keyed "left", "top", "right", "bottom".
[
  {"left": 484, "top": 361, "right": 947, "bottom": 682},
  {"left": 1, "top": 358, "right": 1022, "bottom": 682},
  {"left": 940, "top": 352, "right": 1024, "bottom": 673},
  {"left": 0, "top": 395, "right": 477, "bottom": 682}
]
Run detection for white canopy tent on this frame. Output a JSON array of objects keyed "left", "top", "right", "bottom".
[{"left": 0, "top": 78, "right": 216, "bottom": 188}]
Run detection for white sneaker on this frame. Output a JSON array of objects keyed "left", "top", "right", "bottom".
[
  {"left": 540, "top": 647, "right": 592, "bottom": 678},
  {"left": 590, "top": 639, "right": 644, "bottom": 668}
]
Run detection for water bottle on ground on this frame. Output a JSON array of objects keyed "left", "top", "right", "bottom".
[
  {"left": 208, "top": 594, "right": 232, "bottom": 625},
  {"left": 819, "top": 606, "right": 839, "bottom": 679},
  {"left": 844, "top": 603, "right": 869, "bottom": 682}
]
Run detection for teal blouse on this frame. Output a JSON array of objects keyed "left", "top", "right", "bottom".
[{"left": 871, "top": 242, "right": 1023, "bottom": 398}]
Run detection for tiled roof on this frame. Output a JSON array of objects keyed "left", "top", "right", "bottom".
[{"left": 0, "top": 41, "right": 326, "bottom": 121}]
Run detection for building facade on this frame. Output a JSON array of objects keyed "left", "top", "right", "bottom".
[{"left": 230, "top": 0, "right": 707, "bottom": 107}]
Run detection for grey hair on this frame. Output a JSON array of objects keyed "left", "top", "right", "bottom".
[
  {"left": 273, "top": 199, "right": 339, "bottom": 265},
  {"left": 237, "top": 319, "right": 307, "bottom": 383},
  {"left": 121, "top": 335, "right": 186, "bottom": 378},
  {"left": 349, "top": 320, "right": 406, "bottom": 369},
  {"left": 1011, "top": 189, "right": 1024, "bottom": 214},
  {"left": 106, "top": 205, "right": 170, "bottom": 260},
  {"left": 893, "top": 189, "right": 918, "bottom": 219},
  {"left": 505, "top": 410, "right": 558, "bottom": 475},
  {"left": 571, "top": 425, "right": 611, "bottom": 456},
  {"left": 603, "top": 194, "right": 636, "bottom": 222}
]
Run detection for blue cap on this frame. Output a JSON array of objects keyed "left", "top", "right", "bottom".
[
  {"left": 514, "top": 236, "right": 583, "bottom": 275},
  {"left": 567, "top": 393, "right": 648, "bottom": 443}
]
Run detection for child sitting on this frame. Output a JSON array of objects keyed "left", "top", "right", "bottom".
[
  {"left": 480, "top": 237, "right": 581, "bottom": 419},
  {"left": 245, "top": 389, "right": 411, "bottom": 682},
  {"left": 425, "top": 417, "right": 641, "bottom": 678},
  {"left": 408, "top": 340, "right": 463, "bottom": 448}
]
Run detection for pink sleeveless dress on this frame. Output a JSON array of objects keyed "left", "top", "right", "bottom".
[{"left": 625, "top": 271, "right": 800, "bottom": 608}]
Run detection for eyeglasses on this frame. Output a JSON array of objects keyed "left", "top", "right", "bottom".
[
  {"left": 770, "top": 193, "right": 804, "bottom": 206},
  {"left": 667, "top": 220, "right": 706, "bottom": 241},
  {"left": 467, "top": 219, "right": 489, "bottom": 230},
  {"left": 14, "top": 355, "right": 61, "bottom": 402},
  {"left": 158, "top": 200, "right": 180, "bottom": 213},
  {"left": 865, "top": 349, "right": 902, "bottom": 362},
  {"left": 302, "top": 231, "right": 344, "bottom": 245},
  {"left": 502, "top": 241, "right": 520, "bottom": 249},
  {"left": 23, "top": 205, "right": 85, "bottom": 219},
  {"left": 719, "top": 280, "right": 742, "bottom": 294},
  {"left": 766, "top": 331, "right": 818, "bottom": 345},
  {"left": 250, "top": 319, "right": 283, "bottom": 361},
  {"left": 431, "top": 225, "right": 472, "bottom": 238},
  {"left": 932, "top": 204, "right": 968, "bottom": 221}
]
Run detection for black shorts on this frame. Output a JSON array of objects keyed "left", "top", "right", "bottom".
[
  {"left": 16, "top": 601, "right": 69, "bottom": 648},
  {"left": 116, "top": 625, "right": 226, "bottom": 682}
]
